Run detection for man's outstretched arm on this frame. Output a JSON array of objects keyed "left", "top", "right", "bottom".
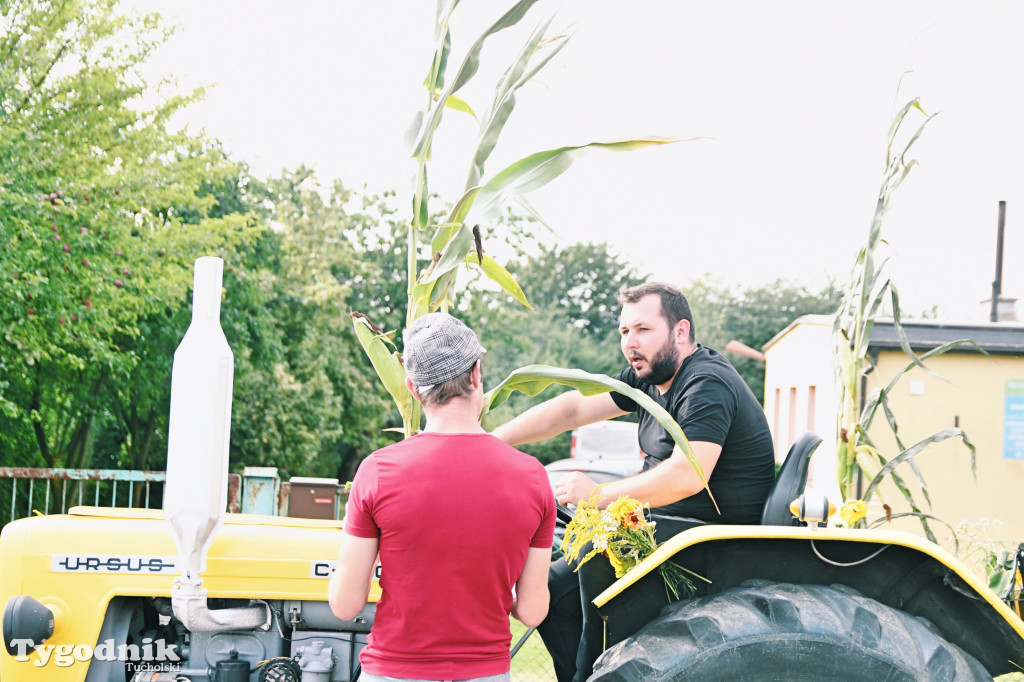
[
  {"left": 555, "top": 441, "right": 723, "bottom": 510},
  {"left": 492, "top": 391, "right": 627, "bottom": 446}
]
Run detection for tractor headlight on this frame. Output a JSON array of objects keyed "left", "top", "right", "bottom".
[{"left": 2, "top": 595, "right": 55, "bottom": 656}]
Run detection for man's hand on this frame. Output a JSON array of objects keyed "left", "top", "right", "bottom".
[{"left": 554, "top": 472, "right": 600, "bottom": 507}]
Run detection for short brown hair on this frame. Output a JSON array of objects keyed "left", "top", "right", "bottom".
[
  {"left": 417, "top": 361, "right": 477, "bottom": 407},
  {"left": 618, "top": 282, "right": 695, "bottom": 341}
]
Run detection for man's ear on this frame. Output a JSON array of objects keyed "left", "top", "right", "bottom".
[
  {"left": 471, "top": 359, "right": 483, "bottom": 389},
  {"left": 676, "top": 319, "right": 691, "bottom": 344},
  {"left": 405, "top": 377, "right": 423, "bottom": 404}
]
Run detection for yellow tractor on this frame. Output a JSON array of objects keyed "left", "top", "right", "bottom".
[
  {"left": 3, "top": 436, "right": 1022, "bottom": 681},
  {"left": 3, "top": 259, "right": 1021, "bottom": 680}
]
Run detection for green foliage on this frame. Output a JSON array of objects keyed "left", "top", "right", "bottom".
[
  {"left": 687, "top": 277, "right": 844, "bottom": 403},
  {"left": 0, "top": 0, "right": 261, "bottom": 471},
  {"left": 357, "top": 1, "right": 688, "bottom": 436},
  {"left": 508, "top": 242, "right": 643, "bottom": 338},
  {"left": 946, "top": 519, "right": 1015, "bottom": 591},
  {"left": 0, "top": 3, "right": 395, "bottom": 483},
  {"left": 233, "top": 169, "right": 395, "bottom": 480}
]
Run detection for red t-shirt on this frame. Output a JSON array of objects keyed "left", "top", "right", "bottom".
[{"left": 344, "top": 432, "right": 555, "bottom": 679}]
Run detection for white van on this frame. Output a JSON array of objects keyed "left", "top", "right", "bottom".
[{"left": 570, "top": 421, "right": 643, "bottom": 462}]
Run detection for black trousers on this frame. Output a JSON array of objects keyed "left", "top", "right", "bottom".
[{"left": 536, "top": 515, "right": 706, "bottom": 682}]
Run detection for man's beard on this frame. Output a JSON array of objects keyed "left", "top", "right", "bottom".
[{"left": 633, "top": 337, "right": 680, "bottom": 385}]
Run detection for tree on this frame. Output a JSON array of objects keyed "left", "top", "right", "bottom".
[
  {"left": 505, "top": 242, "right": 645, "bottom": 337},
  {"left": 686, "top": 277, "right": 844, "bottom": 403},
  {"left": 0, "top": 0, "right": 261, "bottom": 470},
  {"left": 237, "top": 168, "right": 396, "bottom": 481}
]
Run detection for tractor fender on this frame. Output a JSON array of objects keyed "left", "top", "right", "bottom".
[{"left": 593, "top": 524, "right": 1024, "bottom": 677}]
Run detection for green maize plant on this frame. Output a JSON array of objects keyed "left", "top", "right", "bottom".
[
  {"left": 351, "top": 0, "right": 697, "bottom": 446},
  {"left": 832, "top": 95, "right": 976, "bottom": 543}
]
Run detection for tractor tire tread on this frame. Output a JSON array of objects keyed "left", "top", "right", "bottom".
[{"left": 590, "top": 580, "right": 991, "bottom": 682}]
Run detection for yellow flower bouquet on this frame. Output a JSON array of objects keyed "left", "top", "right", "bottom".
[{"left": 562, "top": 493, "right": 708, "bottom": 600}]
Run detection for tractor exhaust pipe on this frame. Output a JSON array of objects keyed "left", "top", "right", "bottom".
[
  {"left": 170, "top": 579, "right": 271, "bottom": 632},
  {"left": 163, "top": 257, "right": 269, "bottom": 633}
]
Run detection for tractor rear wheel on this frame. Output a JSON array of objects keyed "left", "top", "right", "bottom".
[{"left": 590, "top": 580, "right": 991, "bottom": 681}]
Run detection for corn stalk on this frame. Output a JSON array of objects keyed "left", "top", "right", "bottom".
[
  {"left": 832, "top": 96, "right": 976, "bottom": 542},
  {"left": 353, "top": 1, "right": 695, "bottom": 437}
]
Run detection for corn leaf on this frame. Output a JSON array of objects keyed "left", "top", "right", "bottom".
[
  {"left": 408, "top": 222, "right": 472, "bottom": 315},
  {"left": 446, "top": 187, "right": 483, "bottom": 228},
  {"left": 513, "top": 195, "right": 556, "bottom": 233},
  {"left": 351, "top": 313, "right": 418, "bottom": 435},
  {"left": 430, "top": 221, "right": 463, "bottom": 254},
  {"left": 425, "top": 222, "right": 474, "bottom": 283},
  {"left": 862, "top": 428, "right": 976, "bottom": 504},
  {"left": 404, "top": 111, "right": 424, "bottom": 156},
  {"left": 877, "top": 398, "right": 932, "bottom": 509},
  {"left": 485, "top": 365, "right": 717, "bottom": 512},
  {"left": 466, "top": 17, "right": 569, "bottom": 189},
  {"left": 464, "top": 252, "right": 531, "bottom": 309},
  {"left": 424, "top": 23, "right": 451, "bottom": 93},
  {"left": 412, "top": 164, "right": 429, "bottom": 229},
  {"left": 866, "top": 511, "right": 955, "bottom": 540},
  {"left": 411, "top": 0, "right": 543, "bottom": 162},
  {"left": 860, "top": 337, "right": 980, "bottom": 433},
  {"left": 429, "top": 271, "right": 457, "bottom": 309},
  {"left": 444, "top": 94, "right": 476, "bottom": 118},
  {"left": 409, "top": 225, "right": 468, "bottom": 315},
  {"left": 473, "top": 137, "right": 690, "bottom": 220}
]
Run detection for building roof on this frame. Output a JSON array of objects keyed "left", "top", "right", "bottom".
[
  {"left": 867, "top": 318, "right": 1024, "bottom": 355},
  {"left": 762, "top": 314, "right": 831, "bottom": 352},
  {"left": 763, "top": 314, "right": 1024, "bottom": 355}
]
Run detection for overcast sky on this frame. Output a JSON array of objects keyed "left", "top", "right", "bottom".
[{"left": 130, "top": 1, "right": 1024, "bottom": 323}]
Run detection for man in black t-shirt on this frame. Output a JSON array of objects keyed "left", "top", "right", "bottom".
[
  {"left": 610, "top": 343, "right": 775, "bottom": 524},
  {"left": 493, "top": 282, "right": 775, "bottom": 682}
]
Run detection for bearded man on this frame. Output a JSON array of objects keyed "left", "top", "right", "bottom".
[{"left": 493, "top": 281, "right": 775, "bottom": 682}]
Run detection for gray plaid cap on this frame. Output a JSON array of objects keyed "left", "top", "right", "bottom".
[{"left": 403, "top": 313, "right": 486, "bottom": 392}]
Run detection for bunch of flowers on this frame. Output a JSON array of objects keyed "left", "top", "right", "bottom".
[{"left": 562, "top": 493, "right": 707, "bottom": 600}]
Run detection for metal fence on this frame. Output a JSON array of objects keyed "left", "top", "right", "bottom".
[
  {"left": 510, "top": 621, "right": 556, "bottom": 680},
  {"left": 0, "top": 467, "right": 166, "bottom": 525}
]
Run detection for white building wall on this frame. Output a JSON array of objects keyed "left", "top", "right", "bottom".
[{"left": 762, "top": 315, "right": 841, "bottom": 502}]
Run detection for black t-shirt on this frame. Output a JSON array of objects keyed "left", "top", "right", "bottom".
[{"left": 610, "top": 345, "right": 775, "bottom": 524}]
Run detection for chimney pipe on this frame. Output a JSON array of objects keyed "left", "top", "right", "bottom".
[{"left": 991, "top": 201, "right": 1007, "bottom": 323}]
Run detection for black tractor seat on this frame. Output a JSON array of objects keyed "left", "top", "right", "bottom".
[{"left": 760, "top": 431, "right": 823, "bottom": 526}]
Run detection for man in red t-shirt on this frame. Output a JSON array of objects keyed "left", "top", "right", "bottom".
[{"left": 329, "top": 312, "right": 555, "bottom": 682}]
